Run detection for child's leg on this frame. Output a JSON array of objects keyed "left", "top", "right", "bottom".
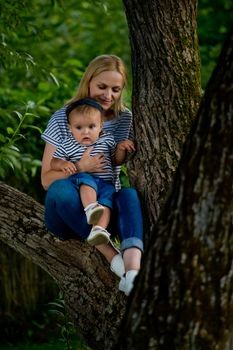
[
  {"left": 86, "top": 207, "right": 111, "bottom": 247},
  {"left": 80, "top": 184, "right": 105, "bottom": 225},
  {"left": 80, "top": 184, "right": 97, "bottom": 207},
  {"left": 95, "top": 206, "right": 111, "bottom": 229},
  {"left": 86, "top": 180, "right": 114, "bottom": 246}
]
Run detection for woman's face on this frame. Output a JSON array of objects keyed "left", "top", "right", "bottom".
[{"left": 89, "top": 70, "right": 124, "bottom": 111}]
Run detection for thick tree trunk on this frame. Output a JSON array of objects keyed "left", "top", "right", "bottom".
[
  {"left": 123, "top": 0, "right": 201, "bottom": 238},
  {"left": 113, "top": 26, "right": 233, "bottom": 350},
  {"left": 0, "top": 182, "right": 126, "bottom": 350}
]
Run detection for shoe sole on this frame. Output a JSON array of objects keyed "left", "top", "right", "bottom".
[
  {"left": 88, "top": 207, "right": 104, "bottom": 225},
  {"left": 87, "top": 233, "right": 110, "bottom": 246},
  {"left": 118, "top": 278, "right": 126, "bottom": 292}
]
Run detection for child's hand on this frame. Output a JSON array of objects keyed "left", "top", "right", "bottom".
[
  {"left": 117, "top": 140, "right": 135, "bottom": 153},
  {"left": 62, "top": 161, "right": 77, "bottom": 175}
]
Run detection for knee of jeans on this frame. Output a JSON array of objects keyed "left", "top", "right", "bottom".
[
  {"left": 118, "top": 187, "right": 138, "bottom": 199},
  {"left": 48, "top": 179, "right": 78, "bottom": 204},
  {"left": 114, "top": 187, "right": 139, "bottom": 208}
]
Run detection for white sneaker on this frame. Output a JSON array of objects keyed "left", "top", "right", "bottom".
[
  {"left": 110, "top": 254, "right": 125, "bottom": 278},
  {"left": 86, "top": 226, "right": 110, "bottom": 246},
  {"left": 119, "top": 270, "right": 138, "bottom": 296},
  {"left": 84, "top": 202, "right": 104, "bottom": 225}
]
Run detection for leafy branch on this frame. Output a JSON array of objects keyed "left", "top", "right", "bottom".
[{"left": 0, "top": 104, "right": 42, "bottom": 179}]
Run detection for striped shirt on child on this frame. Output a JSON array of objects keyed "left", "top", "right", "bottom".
[
  {"left": 53, "top": 132, "right": 116, "bottom": 184},
  {"left": 41, "top": 107, "right": 133, "bottom": 190}
]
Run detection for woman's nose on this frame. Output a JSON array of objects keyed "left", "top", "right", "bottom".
[{"left": 104, "top": 89, "right": 111, "bottom": 99}]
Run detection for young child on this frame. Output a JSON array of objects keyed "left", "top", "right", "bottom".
[{"left": 50, "top": 98, "right": 135, "bottom": 247}]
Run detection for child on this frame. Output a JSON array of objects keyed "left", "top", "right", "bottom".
[{"left": 50, "top": 98, "right": 135, "bottom": 247}]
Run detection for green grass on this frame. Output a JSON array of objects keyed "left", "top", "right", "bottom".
[
  {"left": 0, "top": 343, "right": 65, "bottom": 350},
  {"left": 0, "top": 340, "right": 91, "bottom": 350}
]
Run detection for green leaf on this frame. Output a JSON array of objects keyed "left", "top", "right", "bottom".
[
  {"left": 6, "top": 127, "right": 14, "bottom": 135},
  {"left": 24, "top": 124, "right": 42, "bottom": 134},
  {"left": 50, "top": 72, "right": 60, "bottom": 86},
  {"left": 14, "top": 110, "right": 23, "bottom": 120},
  {"left": 9, "top": 144, "right": 20, "bottom": 152},
  {"left": 0, "top": 134, "right": 6, "bottom": 143}
]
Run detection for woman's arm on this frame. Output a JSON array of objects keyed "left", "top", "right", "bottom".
[{"left": 41, "top": 143, "right": 69, "bottom": 190}]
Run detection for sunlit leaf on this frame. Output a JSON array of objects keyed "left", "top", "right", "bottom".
[
  {"left": 49, "top": 72, "right": 60, "bottom": 86},
  {"left": 13, "top": 110, "right": 23, "bottom": 120},
  {"left": 24, "top": 125, "right": 42, "bottom": 134},
  {"left": 6, "top": 127, "right": 14, "bottom": 135}
]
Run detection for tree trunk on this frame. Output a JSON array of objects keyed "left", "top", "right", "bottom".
[
  {"left": 123, "top": 0, "right": 201, "bottom": 239},
  {"left": 113, "top": 25, "right": 233, "bottom": 350},
  {"left": 0, "top": 182, "right": 126, "bottom": 350}
]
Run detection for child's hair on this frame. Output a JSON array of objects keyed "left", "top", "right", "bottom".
[
  {"left": 68, "top": 54, "right": 127, "bottom": 114},
  {"left": 66, "top": 98, "right": 103, "bottom": 123}
]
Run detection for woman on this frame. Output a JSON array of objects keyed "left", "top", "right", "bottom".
[{"left": 41, "top": 54, "right": 144, "bottom": 296}]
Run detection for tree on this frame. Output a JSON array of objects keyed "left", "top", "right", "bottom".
[
  {"left": 113, "top": 23, "right": 233, "bottom": 350},
  {"left": 0, "top": 1, "right": 232, "bottom": 350},
  {"left": 124, "top": 0, "right": 201, "bottom": 242}
]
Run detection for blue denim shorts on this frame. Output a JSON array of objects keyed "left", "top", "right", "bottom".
[{"left": 69, "top": 172, "right": 115, "bottom": 209}]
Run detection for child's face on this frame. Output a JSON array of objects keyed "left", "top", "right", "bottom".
[{"left": 69, "top": 110, "right": 103, "bottom": 145}]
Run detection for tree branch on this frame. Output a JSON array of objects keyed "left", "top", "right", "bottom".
[{"left": 0, "top": 181, "right": 126, "bottom": 350}]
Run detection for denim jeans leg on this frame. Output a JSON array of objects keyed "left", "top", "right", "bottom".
[
  {"left": 44, "top": 178, "right": 91, "bottom": 240},
  {"left": 113, "top": 188, "right": 144, "bottom": 252}
]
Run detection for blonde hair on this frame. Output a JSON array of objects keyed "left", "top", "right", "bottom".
[{"left": 68, "top": 55, "right": 128, "bottom": 115}]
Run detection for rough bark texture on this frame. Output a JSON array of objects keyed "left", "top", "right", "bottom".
[
  {"left": 123, "top": 0, "right": 201, "bottom": 239},
  {"left": 113, "top": 26, "right": 233, "bottom": 350},
  {"left": 0, "top": 182, "right": 126, "bottom": 350}
]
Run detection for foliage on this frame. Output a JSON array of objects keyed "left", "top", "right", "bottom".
[
  {"left": 197, "top": 0, "right": 233, "bottom": 87},
  {"left": 0, "top": 343, "right": 65, "bottom": 350},
  {"left": 0, "top": 103, "right": 42, "bottom": 180},
  {"left": 47, "top": 293, "right": 91, "bottom": 350},
  {"left": 0, "top": 242, "right": 59, "bottom": 344}
]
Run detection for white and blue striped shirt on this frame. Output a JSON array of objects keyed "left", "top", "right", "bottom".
[
  {"left": 53, "top": 132, "right": 116, "bottom": 184},
  {"left": 41, "top": 107, "right": 133, "bottom": 190}
]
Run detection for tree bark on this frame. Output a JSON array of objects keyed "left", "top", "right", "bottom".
[
  {"left": 123, "top": 0, "right": 201, "bottom": 239},
  {"left": 113, "top": 25, "right": 233, "bottom": 350},
  {"left": 0, "top": 182, "right": 126, "bottom": 350}
]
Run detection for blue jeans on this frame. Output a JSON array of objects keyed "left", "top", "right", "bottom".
[{"left": 44, "top": 178, "right": 144, "bottom": 252}]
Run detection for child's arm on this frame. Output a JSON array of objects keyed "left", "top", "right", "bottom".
[
  {"left": 114, "top": 140, "right": 135, "bottom": 165},
  {"left": 50, "top": 157, "right": 77, "bottom": 175}
]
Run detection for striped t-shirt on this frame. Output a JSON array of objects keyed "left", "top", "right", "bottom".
[
  {"left": 41, "top": 106, "right": 133, "bottom": 190},
  {"left": 53, "top": 132, "right": 116, "bottom": 184}
]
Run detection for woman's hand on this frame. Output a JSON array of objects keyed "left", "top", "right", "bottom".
[
  {"left": 114, "top": 139, "right": 136, "bottom": 166},
  {"left": 61, "top": 161, "right": 77, "bottom": 175},
  {"left": 117, "top": 140, "right": 135, "bottom": 153},
  {"left": 76, "top": 147, "right": 107, "bottom": 173}
]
